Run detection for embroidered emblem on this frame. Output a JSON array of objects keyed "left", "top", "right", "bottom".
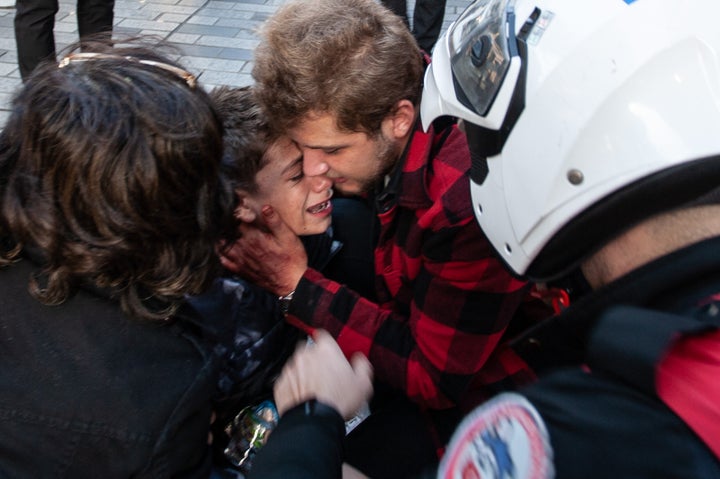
[{"left": 439, "top": 393, "right": 554, "bottom": 479}]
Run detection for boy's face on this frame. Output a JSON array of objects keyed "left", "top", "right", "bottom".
[{"left": 238, "top": 136, "right": 334, "bottom": 236}]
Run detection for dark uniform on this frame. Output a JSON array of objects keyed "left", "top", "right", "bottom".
[{"left": 441, "top": 236, "right": 720, "bottom": 478}]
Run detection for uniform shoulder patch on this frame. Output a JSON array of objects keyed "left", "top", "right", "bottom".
[{"left": 439, "top": 392, "right": 554, "bottom": 479}]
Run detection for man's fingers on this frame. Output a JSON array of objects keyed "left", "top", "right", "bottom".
[
  {"left": 350, "top": 353, "right": 374, "bottom": 400},
  {"left": 219, "top": 244, "right": 246, "bottom": 274},
  {"left": 350, "top": 353, "right": 373, "bottom": 382},
  {"left": 262, "top": 205, "right": 301, "bottom": 243},
  {"left": 237, "top": 221, "right": 271, "bottom": 245}
]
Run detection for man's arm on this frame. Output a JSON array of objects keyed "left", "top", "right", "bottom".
[
  {"left": 220, "top": 183, "right": 531, "bottom": 410},
  {"left": 289, "top": 215, "right": 529, "bottom": 409}
]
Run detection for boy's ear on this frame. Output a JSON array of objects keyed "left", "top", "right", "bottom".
[
  {"left": 382, "top": 99, "right": 416, "bottom": 140},
  {"left": 234, "top": 191, "right": 258, "bottom": 223}
]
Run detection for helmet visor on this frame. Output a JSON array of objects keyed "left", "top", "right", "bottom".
[{"left": 450, "top": 0, "right": 516, "bottom": 116}]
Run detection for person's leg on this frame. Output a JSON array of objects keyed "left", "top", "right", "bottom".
[
  {"left": 412, "top": 0, "right": 447, "bottom": 53},
  {"left": 14, "top": 0, "right": 58, "bottom": 80},
  {"left": 76, "top": 0, "right": 113, "bottom": 40},
  {"left": 379, "top": 0, "right": 408, "bottom": 27},
  {"left": 344, "top": 387, "right": 441, "bottom": 479}
]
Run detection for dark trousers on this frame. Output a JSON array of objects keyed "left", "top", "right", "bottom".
[
  {"left": 344, "top": 385, "right": 463, "bottom": 479},
  {"left": 381, "top": 0, "right": 447, "bottom": 53},
  {"left": 14, "top": 0, "right": 114, "bottom": 80}
]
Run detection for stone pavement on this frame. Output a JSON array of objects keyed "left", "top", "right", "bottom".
[{"left": 0, "top": 0, "right": 470, "bottom": 125}]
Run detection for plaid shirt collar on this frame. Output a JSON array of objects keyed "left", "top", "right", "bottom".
[{"left": 374, "top": 119, "right": 434, "bottom": 214}]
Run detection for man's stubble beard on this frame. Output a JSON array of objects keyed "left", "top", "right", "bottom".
[{"left": 357, "top": 134, "right": 400, "bottom": 195}]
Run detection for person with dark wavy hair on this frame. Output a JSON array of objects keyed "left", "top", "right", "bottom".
[{"left": 0, "top": 38, "right": 238, "bottom": 477}]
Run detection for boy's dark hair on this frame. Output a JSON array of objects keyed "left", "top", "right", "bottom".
[{"left": 210, "top": 85, "right": 280, "bottom": 195}]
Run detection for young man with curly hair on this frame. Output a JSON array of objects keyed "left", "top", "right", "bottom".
[{"left": 220, "top": 1, "right": 544, "bottom": 476}]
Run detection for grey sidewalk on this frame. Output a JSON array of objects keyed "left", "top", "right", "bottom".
[{"left": 0, "top": 0, "right": 469, "bottom": 125}]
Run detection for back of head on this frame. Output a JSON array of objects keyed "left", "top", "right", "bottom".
[
  {"left": 252, "top": 0, "right": 424, "bottom": 134},
  {"left": 422, "top": 0, "right": 720, "bottom": 282},
  {"left": 0, "top": 38, "right": 235, "bottom": 320}
]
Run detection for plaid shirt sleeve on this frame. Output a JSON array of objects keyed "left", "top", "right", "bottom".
[{"left": 286, "top": 125, "right": 535, "bottom": 410}]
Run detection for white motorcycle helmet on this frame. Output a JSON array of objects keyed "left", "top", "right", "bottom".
[{"left": 422, "top": 0, "right": 720, "bottom": 282}]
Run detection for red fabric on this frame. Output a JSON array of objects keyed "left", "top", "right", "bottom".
[
  {"left": 290, "top": 122, "right": 540, "bottom": 410},
  {"left": 656, "top": 329, "right": 720, "bottom": 459},
  {"left": 530, "top": 286, "right": 570, "bottom": 315}
]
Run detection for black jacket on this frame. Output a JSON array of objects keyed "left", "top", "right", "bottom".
[
  {"left": 486, "top": 236, "right": 720, "bottom": 478},
  {"left": 0, "top": 257, "right": 221, "bottom": 478}
]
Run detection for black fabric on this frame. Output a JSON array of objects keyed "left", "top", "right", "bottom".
[
  {"left": 247, "top": 402, "right": 345, "bottom": 479},
  {"left": 0, "top": 256, "right": 219, "bottom": 478},
  {"left": 510, "top": 237, "right": 720, "bottom": 477},
  {"left": 185, "top": 276, "right": 301, "bottom": 469},
  {"left": 14, "top": 0, "right": 114, "bottom": 80},
  {"left": 344, "top": 387, "right": 441, "bottom": 479},
  {"left": 379, "top": 0, "right": 446, "bottom": 53},
  {"left": 411, "top": 0, "right": 447, "bottom": 53},
  {"left": 322, "top": 197, "right": 379, "bottom": 302},
  {"left": 190, "top": 228, "right": 344, "bottom": 472},
  {"left": 512, "top": 235, "right": 720, "bottom": 373},
  {"left": 301, "top": 229, "right": 341, "bottom": 273},
  {"left": 523, "top": 365, "right": 720, "bottom": 479},
  {"left": 588, "top": 305, "right": 720, "bottom": 396},
  {"left": 380, "top": 0, "right": 408, "bottom": 25},
  {"left": 186, "top": 277, "right": 298, "bottom": 402}
]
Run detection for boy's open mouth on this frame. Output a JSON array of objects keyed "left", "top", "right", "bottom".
[{"left": 307, "top": 200, "right": 331, "bottom": 214}]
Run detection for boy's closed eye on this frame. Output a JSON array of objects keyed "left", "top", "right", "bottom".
[{"left": 285, "top": 156, "right": 305, "bottom": 183}]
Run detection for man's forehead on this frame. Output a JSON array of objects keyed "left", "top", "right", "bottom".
[
  {"left": 291, "top": 112, "right": 369, "bottom": 147},
  {"left": 298, "top": 110, "right": 341, "bottom": 130}
]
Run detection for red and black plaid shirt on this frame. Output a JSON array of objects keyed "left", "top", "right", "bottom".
[{"left": 288, "top": 121, "right": 534, "bottom": 409}]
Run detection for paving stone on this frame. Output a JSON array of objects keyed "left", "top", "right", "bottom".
[
  {"left": 173, "top": 43, "right": 223, "bottom": 58},
  {"left": 177, "top": 23, "right": 239, "bottom": 36},
  {"left": 198, "top": 69, "right": 252, "bottom": 87},
  {"left": 195, "top": 34, "right": 258, "bottom": 50},
  {"left": 158, "top": 13, "right": 193, "bottom": 22},
  {"left": 180, "top": 55, "right": 245, "bottom": 73},
  {"left": 0, "top": 0, "right": 465, "bottom": 117},
  {"left": 0, "top": 60, "right": 15, "bottom": 75},
  {"left": 215, "top": 47, "right": 253, "bottom": 61},
  {"left": 119, "top": 18, "right": 179, "bottom": 31},
  {"left": 186, "top": 15, "right": 218, "bottom": 26},
  {"left": 167, "top": 32, "right": 202, "bottom": 44}
]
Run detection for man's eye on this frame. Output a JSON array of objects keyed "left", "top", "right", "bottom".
[
  {"left": 289, "top": 170, "right": 304, "bottom": 182},
  {"left": 324, "top": 148, "right": 340, "bottom": 155}
]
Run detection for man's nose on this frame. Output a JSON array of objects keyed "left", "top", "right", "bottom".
[
  {"left": 309, "top": 174, "right": 332, "bottom": 192},
  {"left": 302, "top": 149, "right": 330, "bottom": 177}
]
